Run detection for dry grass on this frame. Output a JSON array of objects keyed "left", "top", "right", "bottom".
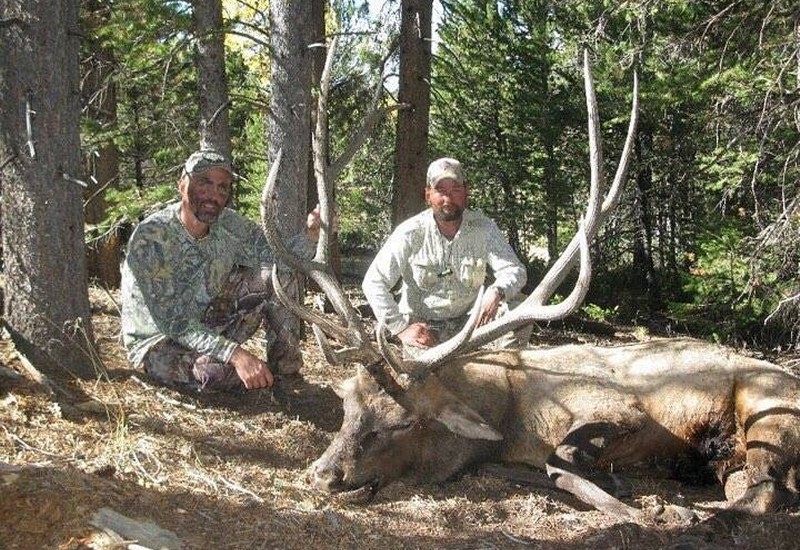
[{"left": 2, "top": 287, "right": 800, "bottom": 549}]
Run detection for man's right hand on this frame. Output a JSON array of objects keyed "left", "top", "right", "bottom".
[
  {"left": 396, "top": 322, "right": 437, "bottom": 348},
  {"left": 229, "top": 346, "right": 274, "bottom": 389}
]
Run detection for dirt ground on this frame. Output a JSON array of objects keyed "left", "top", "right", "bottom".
[{"left": 3, "top": 287, "right": 800, "bottom": 550}]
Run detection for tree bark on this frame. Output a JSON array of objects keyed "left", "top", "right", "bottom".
[
  {"left": 391, "top": 0, "right": 432, "bottom": 227},
  {"left": 193, "top": 0, "right": 232, "bottom": 157},
  {"left": 268, "top": 0, "right": 313, "bottom": 240},
  {"left": 0, "top": 0, "right": 95, "bottom": 376},
  {"left": 632, "top": 126, "right": 662, "bottom": 311}
]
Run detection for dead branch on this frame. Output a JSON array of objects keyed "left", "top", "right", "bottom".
[{"left": 90, "top": 507, "right": 183, "bottom": 550}]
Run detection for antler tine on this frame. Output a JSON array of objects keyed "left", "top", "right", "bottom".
[
  {"left": 465, "top": 220, "right": 592, "bottom": 349},
  {"left": 270, "top": 264, "right": 353, "bottom": 343},
  {"left": 527, "top": 53, "right": 639, "bottom": 306},
  {"left": 311, "top": 325, "right": 368, "bottom": 366},
  {"left": 374, "top": 287, "right": 487, "bottom": 376},
  {"left": 312, "top": 35, "right": 337, "bottom": 267},
  {"left": 261, "top": 149, "right": 321, "bottom": 277},
  {"left": 405, "top": 286, "right": 486, "bottom": 371},
  {"left": 375, "top": 318, "right": 408, "bottom": 375},
  {"left": 452, "top": 49, "right": 637, "bottom": 355}
]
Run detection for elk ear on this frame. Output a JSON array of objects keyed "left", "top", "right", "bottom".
[
  {"left": 435, "top": 402, "right": 503, "bottom": 441},
  {"left": 406, "top": 376, "right": 503, "bottom": 441},
  {"left": 333, "top": 368, "right": 368, "bottom": 399}
]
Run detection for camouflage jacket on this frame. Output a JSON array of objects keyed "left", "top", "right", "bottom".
[
  {"left": 120, "top": 202, "right": 314, "bottom": 366},
  {"left": 362, "top": 208, "right": 526, "bottom": 335}
]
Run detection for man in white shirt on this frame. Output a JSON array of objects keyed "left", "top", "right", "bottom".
[{"left": 362, "top": 157, "right": 529, "bottom": 354}]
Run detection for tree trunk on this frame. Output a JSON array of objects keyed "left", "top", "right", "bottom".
[
  {"left": 391, "top": 0, "right": 432, "bottom": 227},
  {"left": 193, "top": 0, "right": 232, "bottom": 157},
  {"left": 632, "top": 127, "right": 662, "bottom": 311},
  {"left": 0, "top": 0, "right": 96, "bottom": 376},
  {"left": 268, "top": 0, "right": 313, "bottom": 241},
  {"left": 543, "top": 138, "right": 558, "bottom": 264}
]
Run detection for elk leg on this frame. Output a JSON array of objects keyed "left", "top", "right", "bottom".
[
  {"left": 545, "top": 462, "right": 641, "bottom": 520},
  {"left": 545, "top": 421, "right": 641, "bottom": 520},
  {"left": 548, "top": 421, "right": 633, "bottom": 496},
  {"left": 734, "top": 409, "right": 799, "bottom": 513},
  {"left": 478, "top": 463, "right": 556, "bottom": 489}
]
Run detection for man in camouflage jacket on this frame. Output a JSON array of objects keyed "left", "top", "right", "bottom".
[
  {"left": 362, "top": 157, "right": 528, "bottom": 356},
  {"left": 121, "top": 149, "right": 319, "bottom": 391}
]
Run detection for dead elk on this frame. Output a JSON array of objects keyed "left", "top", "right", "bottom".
[
  {"left": 309, "top": 339, "right": 800, "bottom": 521},
  {"left": 260, "top": 49, "right": 800, "bottom": 522}
]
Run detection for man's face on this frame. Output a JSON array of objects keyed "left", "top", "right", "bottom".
[
  {"left": 426, "top": 178, "right": 467, "bottom": 222},
  {"left": 180, "top": 167, "right": 232, "bottom": 224}
]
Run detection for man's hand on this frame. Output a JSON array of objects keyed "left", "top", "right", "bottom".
[
  {"left": 306, "top": 204, "right": 339, "bottom": 243},
  {"left": 477, "top": 287, "right": 504, "bottom": 326},
  {"left": 306, "top": 204, "right": 322, "bottom": 243},
  {"left": 397, "top": 322, "right": 437, "bottom": 348},
  {"left": 229, "top": 346, "right": 274, "bottom": 389}
]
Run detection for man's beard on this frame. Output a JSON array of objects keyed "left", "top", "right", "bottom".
[
  {"left": 189, "top": 193, "right": 223, "bottom": 224},
  {"left": 432, "top": 204, "right": 464, "bottom": 223}
]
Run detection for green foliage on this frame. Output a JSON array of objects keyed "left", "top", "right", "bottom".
[
  {"left": 682, "top": 227, "right": 750, "bottom": 306},
  {"left": 103, "top": 183, "right": 178, "bottom": 225},
  {"left": 75, "top": 0, "right": 800, "bottom": 346},
  {"left": 669, "top": 225, "right": 774, "bottom": 341},
  {"left": 582, "top": 303, "right": 620, "bottom": 323}
]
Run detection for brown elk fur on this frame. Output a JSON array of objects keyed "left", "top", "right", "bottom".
[{"left": 311, "top": 338, "right": 800, "bottom": 520}]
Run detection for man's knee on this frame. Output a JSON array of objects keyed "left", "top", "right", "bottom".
[{"left": 141, "top": 341, "right": 198, "bottom": 388}]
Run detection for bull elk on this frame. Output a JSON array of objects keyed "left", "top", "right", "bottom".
[{"left": 261, "top": 47, "right": 800, "bottom": 522}]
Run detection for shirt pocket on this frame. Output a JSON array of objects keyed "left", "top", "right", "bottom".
[
  {"left": 459, "top": 258, "right": 486, "bottom": 290},
  {"left": 411, "top": 260, "right": 440, "bottom": 291}
]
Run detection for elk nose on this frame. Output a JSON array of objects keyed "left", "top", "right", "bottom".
[{"left": 310, "top": 463, "right": 345, "bottom": 492}]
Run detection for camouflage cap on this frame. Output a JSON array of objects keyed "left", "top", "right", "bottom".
[
  {"left": 184, "top": 149, "right": 232, "bottom": 176},
  {"left": 426, "top": 157, "right": 466, "bottom": 188}
]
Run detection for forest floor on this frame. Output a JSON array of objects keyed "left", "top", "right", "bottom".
[{"left": 2, "top": 286, "right": 800, "bottom": 549}]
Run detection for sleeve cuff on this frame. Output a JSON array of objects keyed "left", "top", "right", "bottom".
[{"left": 384, "top": 315, "right": 409, "bottom": 336}]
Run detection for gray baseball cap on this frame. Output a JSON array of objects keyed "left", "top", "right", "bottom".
[
  {"left": 427, "top": 157, "right": 465, "bottom": 187},
  {"left": 184, "top": 149, "right": 232, "bottom": 176}
]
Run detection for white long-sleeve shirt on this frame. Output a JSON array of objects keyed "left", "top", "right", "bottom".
[{"left": 362, "top": 208, "right": 526, "bottom": 334}]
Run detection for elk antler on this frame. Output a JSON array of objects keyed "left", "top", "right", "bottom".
[
  {"left": 401, "top": 49, "right": 639, "bottom": 372},
  {"left": 261, "top": 41, "right": 637, "bottom": 427},
  {"left": 261, "top": 37, "right": 420, "bottom": 406}
]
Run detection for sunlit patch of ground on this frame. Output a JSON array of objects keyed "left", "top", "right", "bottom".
[{"left": 2, "top": 286, "right": 800, "bottom": 549}]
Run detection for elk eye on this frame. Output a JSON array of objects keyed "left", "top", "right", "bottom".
[{"left": 391, "top": 421, "right": 415, "bottom": 432}]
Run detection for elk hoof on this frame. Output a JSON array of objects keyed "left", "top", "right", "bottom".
[
  {"left": 723, "top": 469, "right": 747, "bottom": 502},
  {"left": 610, "top": 474, "right": 633, "bottom": 498},
  {"left": 732, "top": 480, "right": 797, "bottom": 514}
]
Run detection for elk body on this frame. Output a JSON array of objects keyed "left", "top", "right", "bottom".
[
  {"left": 260, "top": 48, "right": 799, "bottom": 520},
  {"left": 310, "top": 339, "right": 800, "bottom": 519}
]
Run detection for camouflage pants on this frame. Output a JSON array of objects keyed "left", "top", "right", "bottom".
[
  {"left": 142, "top": 265, "right": 304, "bottom": 391},
  {"left": 403, "top": 296, "right": 533, "bottom": 359}
]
